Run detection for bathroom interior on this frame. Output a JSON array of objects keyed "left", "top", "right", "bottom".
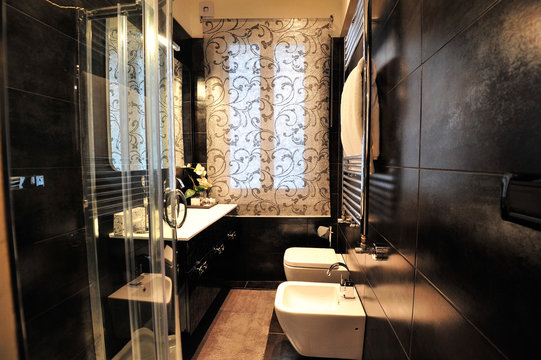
[{"left": 0, "top": 0, "right": 540, "bottom": 359}]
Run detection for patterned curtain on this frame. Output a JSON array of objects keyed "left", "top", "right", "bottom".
[
  {"left": 204, "top": 19, "right": 331, "bottom": 216},
  {"left": 106, "top": 19, "right": 184, "bottom": 170},
  {"left": 173, "top": 60, "right": 184, "bottom": 167}
]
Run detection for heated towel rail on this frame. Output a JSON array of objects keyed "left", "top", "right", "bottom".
[
  {"left": 340, "top": 0, "right": 372, "bottom": 248},
  {"left": 342, "top": 155, "right": 363, "bottom": 226}
]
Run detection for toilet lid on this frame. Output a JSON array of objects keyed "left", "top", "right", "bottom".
[{"left": 283, "top": 247, "right": 342, "bottom": 269}]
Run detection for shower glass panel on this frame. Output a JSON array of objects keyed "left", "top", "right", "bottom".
[{"left": 78, "top": 1, "right": 182, "bottom": 359}]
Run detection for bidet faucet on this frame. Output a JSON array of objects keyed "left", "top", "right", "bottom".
[
  {"left": 327, "top": 262, "right": 355, "bottom": 299},
  {"left": 327, "top": 262, "right": 350, "bottom": 277}
]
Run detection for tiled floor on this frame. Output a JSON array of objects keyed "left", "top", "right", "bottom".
[{"left": 193, "top": 282, "right": 339, "bottom": 360}]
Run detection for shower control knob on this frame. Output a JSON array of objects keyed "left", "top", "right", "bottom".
[{"left": 227, "top": 231, "right": 237, "bottom": 240}]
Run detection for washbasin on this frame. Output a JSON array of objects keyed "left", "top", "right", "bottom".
[
  {"left": 275, "top": 281, "right": 366, "bottom": 359},
  {"left": 109, "top": 273, "right": 172, "bottom": 304}
]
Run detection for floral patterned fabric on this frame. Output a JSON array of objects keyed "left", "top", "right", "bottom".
[{"left": 204, "top": 19, "right": 331, "bottom": 215}]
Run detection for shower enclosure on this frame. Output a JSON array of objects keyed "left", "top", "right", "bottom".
[{"left": 78, "top": 0, "right": 184, "bottom": 359}]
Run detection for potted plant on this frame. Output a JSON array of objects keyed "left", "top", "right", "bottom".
[{"left": 176, "top": 163, "right": 212, "bottom": 203}]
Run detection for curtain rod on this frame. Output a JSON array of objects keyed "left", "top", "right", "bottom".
[{"left": 200, "top": 15, "right": 334, "bottom": 23}]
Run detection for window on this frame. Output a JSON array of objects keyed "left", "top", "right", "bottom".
[{"left": 204, "top": 19, "right": 331, "bottom": 215}]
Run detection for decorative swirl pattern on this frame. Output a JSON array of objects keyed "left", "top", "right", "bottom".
[
  {"left": 204, "top": 19, "right": 331, "bottom": 215},
  {"left": 106, "top": 19, "right": 183, "bottom": 170}
]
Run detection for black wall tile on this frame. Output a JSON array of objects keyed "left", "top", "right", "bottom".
[
  {"left": 357, "top": 284, "right": 409, "bottom": 360},
  {"left": 25, "top": 288, "right": 94, "bottom": 360},
  {"left": 372, "top": 0, "right": 421, "bottom": 94},
  {"left": 6, "top": 0, "right": 78, "bottom": 40},
  {"left": 241, "top": 217, "right": 308, "bottom": 254},
  {"left": 365, "top": 226, "right": 415, "bottom": 349},
  {"left": 421, "top": 0, "right": 541, "bottom": 173},
  {"left": 194, "top": 132, "right": 207, "bottom": 163},
  {"left": 411, "top": 273, "right": 504, "bottom": 360},
  {"left": 417, "top": 170, "right": 541, "bottom": 359},
  {"left": 243, "top": 252, "right": 285, "bottom": 281},
  {"left": 18, "top": 230, "right": 88, "bottom": 321},
  {"left": 369, "top": 168, "right": 418, "bottom": 263},
  {"left": 8, "top": 89, "right": 79, "bottom": 169},
  {"left": 422, "top": 0, "right": 497, "bottom": 61},
  {"left": 11, "top": 167, "right": 84, "bottom": 245},
  {"left": 369, "top": 0, "right": 541, "bottom": 358},
  {"left": 377, "top": 69, "right": 420, "bottom": 167},
  {"left": 6, "top": 5, "right": 77, "bottom": 101}
]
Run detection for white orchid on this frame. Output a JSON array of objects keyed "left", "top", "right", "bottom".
[
  {"left": 197, "top": 176, "right": 212, "bottom": 189},
  {"left": 194, "top": 163, "right": 206, "bottom": 176},
  {"left": 178, "top": 163, "right": 212, "bottom": 199}
]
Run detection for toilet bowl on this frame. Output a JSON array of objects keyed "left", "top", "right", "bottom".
[{"left": 283, "top": 247, "right": 348, "bottom": 283}]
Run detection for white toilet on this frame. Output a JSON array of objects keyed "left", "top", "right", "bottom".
[{"left": 283, "top": 247, "right": 349, "bottom": 283}]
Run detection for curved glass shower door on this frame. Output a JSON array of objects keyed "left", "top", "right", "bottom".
[{"left": 79, "top": 1, "right": 183, "bottom": 359}]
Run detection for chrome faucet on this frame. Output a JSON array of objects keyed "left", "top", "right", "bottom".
[
  {"left": 327, "top": 262, "right": 350, "bottom": 277},
  {"left": 327, "top": 262, "right": 356, "bottom": 299}
]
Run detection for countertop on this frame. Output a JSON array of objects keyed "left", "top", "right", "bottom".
[{"left": 110, "top": 204, "right": 237, "bottom": 241}]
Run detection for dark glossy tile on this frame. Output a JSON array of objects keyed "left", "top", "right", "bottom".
[
  {"left": 421, "top": 0, "right": 541, "bottom": 173},
  {"left": 369, "top": 168, "right": 418, "bottom": 263},
  {"left": 329, "top": 131, "right": 340, "bottom": 164},
  {"left": 329, "top": 162, "right": 341, "bottom": 195},
  {"left": 263, "top": 333, "right": 337, "bottom": 360},
  {"left": 25, "top": 288, "right": 94, "bottom": 360},
  {"left": 182, "top": 134, "right": 194, "bottom": 164},
  {"left": 194, "top": 132, "right": 207, "bottom": 163},
  {"left": 377, "top": 69, "right": 420, "bottom": 167},
  {"left": 244, "top": 252, "right": 285, "bottom": 281},
  {"left": 342, "top": 244, "right": 368, "bottom": 287},
  {"left": 73, "top": 346, "right": 96, "bottom": 360},
  {"left": 411, "top": 273, "right": 504, "bottom": 360},
  {"left": 6, "top": 0, "right": 77, "bottom": 39},
  {"left": 6, "top": 6, "right": 77, "bottom": 101},
  {"left": 422, "top": 0, "right": 497, "bottom": 61},
  {"left": 365, "top": 228, "right": 415, "bottom": 349},
  {"left": 194, "top": 100, "right": 207, "bottom": 133},
  {"left": 372, "top": 0, "right": 421, "bottom": 94},
  {"left": 357, "top": 284, "right": 409, "bottom": 360},
  {"left": 331, "top": 193, "right": 340, "bottom": 223},
  {"left": 19, "top": 230, "right": 88, "bottom": 321},
  {"left": 11, "top": 167, "right": 84, "bottom": 244},
  {"left": 239, "top": 217, "right": 309, "bottom": 254},
  {"left": 371, "top": 0, "right": 399, "bottom": 27},
  {"left": 417, "top": 170, "right": 541, "bottom": 359},
  {"left": 223, "top": 280, "right": 247, "bottom": 289},
  {"left": 305, "top": 217, "right": 333, "bottom": 245},
  {"left": 268, "top": 310, "right": 283, "bottom": 334},
  {"left": 8, "top": 89, "right": 79, "bottom": 169},
  {"left": 337, "top": 222, "right": 361, "bottom": 250},
  {"left": 245, "top": 281, "right": 283, "bottom": 290}
]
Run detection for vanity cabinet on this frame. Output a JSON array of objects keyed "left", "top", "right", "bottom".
[{"left": 177, "top": 215, "right": 237, "bottom": 334}]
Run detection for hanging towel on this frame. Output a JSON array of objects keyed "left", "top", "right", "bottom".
[{"left": 340, "top": 57, "right": 380, "bottom": 174}]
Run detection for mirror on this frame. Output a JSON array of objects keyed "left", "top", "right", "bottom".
[{"left": 105, "top": 17, "right": 184, "bottom": 171}]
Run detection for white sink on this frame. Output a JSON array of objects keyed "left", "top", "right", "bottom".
[
  {"left": 275, "top": 281, "right": 366, "bottom": 359},
  {"left": 108, "top": 273, "right": 172, "bottom": 304}
]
